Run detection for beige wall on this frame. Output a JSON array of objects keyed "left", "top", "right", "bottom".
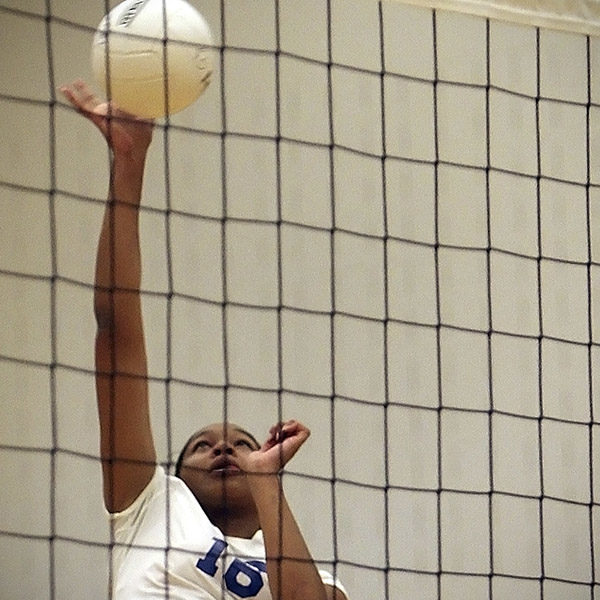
[{"left": 1, "top": 1, "right": 599, "bottom": 598}]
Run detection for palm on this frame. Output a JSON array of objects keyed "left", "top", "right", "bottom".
[{"left": 60, "top": 80, "right": 153, "bottom": 154}]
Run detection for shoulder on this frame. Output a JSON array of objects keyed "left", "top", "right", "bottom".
[
  {"left": 108, "top": 466, "right": 166, "bottom": 521},
  {"left": 109, "top": 467, "right": 195, "bottom": 521},
  {"left": 110, "top": 467, "right": 217, "bottom": 536}
]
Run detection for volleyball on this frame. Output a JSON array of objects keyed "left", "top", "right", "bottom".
[{"left": 91, "top": 0, "right": 214, "bottom": 118}]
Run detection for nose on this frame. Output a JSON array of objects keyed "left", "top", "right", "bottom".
[{"left": 213, "top": 439, "right": 234, "bottom": 456}]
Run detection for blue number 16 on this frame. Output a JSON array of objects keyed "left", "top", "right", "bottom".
[{"left": 196, "top": 537, "right": 267, "bottom": 598}]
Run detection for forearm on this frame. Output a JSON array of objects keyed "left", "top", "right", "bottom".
[
  {"left": 250, "top": 475, "right": 328, "bottom": 600},
  {"left": 94, "top": 151, "right": 147, "bottom": 330}
]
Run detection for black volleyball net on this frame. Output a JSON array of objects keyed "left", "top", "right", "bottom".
[{"left": 0, "top": 0, "right": 598, "bottom": 598}]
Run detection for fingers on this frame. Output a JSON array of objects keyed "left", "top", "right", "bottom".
[
  {"left": 267, "top": 420, "right": 310, "bottom": 444},
  {"left": 245, "top": 420, "right": 310, "bottom": 475},
  {"left": 59, "top": 80, "right": 113, "bottom": 141},
  {"left": 59, "top": 79, "right": 151, "bottom": 124},
  {"left": 59, "top": 79, "right": 102, "bottom": 115}
]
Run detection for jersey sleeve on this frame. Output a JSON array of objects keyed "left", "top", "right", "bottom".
[
  {"left": 318, "top": 568, "right": 349, "bottom": 598},
  {"left": 108, "top": 466, "right": 166, "bottom": 532}
]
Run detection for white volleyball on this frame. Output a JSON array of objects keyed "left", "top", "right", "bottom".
[{"left": 91, "top": 0, "right": 214, "bottom": 118}]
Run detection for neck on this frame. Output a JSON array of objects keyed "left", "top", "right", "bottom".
[{"left": 205, "top": 506, "right": 261, "bottom": 539}]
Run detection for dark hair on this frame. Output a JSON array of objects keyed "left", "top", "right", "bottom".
[
  {"left": 174, "top": 435, "right": 193, "bottom": 478},
  {"left": 174, "top": 427, "right": 260, "bottom": 478}
]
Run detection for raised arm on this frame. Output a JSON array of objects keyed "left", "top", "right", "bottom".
[{"left": 61, "top": 81, "right": 156, "bottom": 512}]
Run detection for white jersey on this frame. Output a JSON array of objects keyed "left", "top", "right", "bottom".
[{"left": 110, "top": 467, "right": 345, "bottom": 600}]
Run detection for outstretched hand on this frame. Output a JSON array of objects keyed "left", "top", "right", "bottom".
[
  {"left": 59, "top": 80, "right": 153, "bottom": 156},
  {"left": 242, "top": 420, "right": 310, "bottom": 476}
]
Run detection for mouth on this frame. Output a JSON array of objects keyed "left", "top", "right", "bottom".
[{"left": 211, "top": 459, "right": 242, "bottom": 475}]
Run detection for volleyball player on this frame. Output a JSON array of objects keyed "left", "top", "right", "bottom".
[{"left": 60, "top": 80, "right": 348, "bottom": 600}]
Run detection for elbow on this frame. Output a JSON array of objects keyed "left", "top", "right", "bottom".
[
  {"left": 93, "top": 288, "right": 145, "bottom": 359},
  {"left": 94, "top": 288, "right": 115, "bottom": 331}
]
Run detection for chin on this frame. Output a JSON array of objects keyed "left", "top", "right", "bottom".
[{"left": 191, "top": 477, "right": 254, "bottom": 509}]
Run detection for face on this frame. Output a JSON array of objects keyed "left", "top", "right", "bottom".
[{"left": 178, "top": 423, "right": 260, "bottom": 513}]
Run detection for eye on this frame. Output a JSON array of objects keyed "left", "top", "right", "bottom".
[
  {"left": 192, "top": 440, "right": 210, "bottom": 452},
  {"left": 234, "top": 439, "right": 254, "bottom": 449}
]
